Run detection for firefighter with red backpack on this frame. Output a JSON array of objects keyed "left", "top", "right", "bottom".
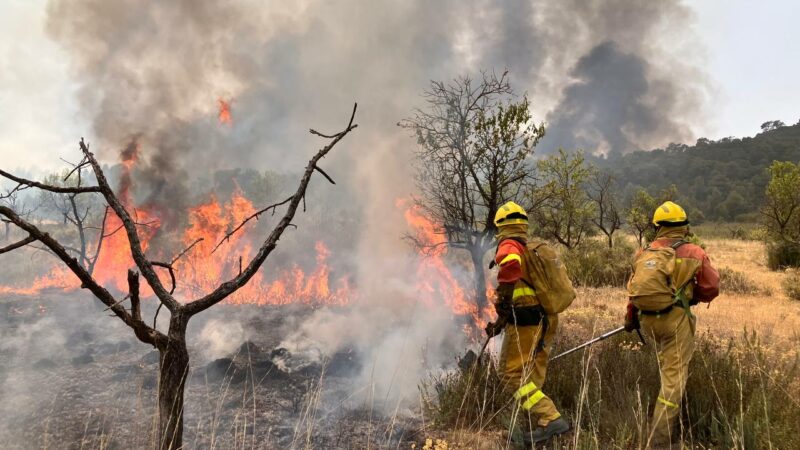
[
  {"left": 485, "top": 201, "right": 576, "bottom": 445},
  {"left": 625, "top": 201, "right": 720, "bottom": 448}
]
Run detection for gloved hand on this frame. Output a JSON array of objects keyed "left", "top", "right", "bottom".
[
  {"left": 624, "top": 302, "right": 640, "bottom": 332},
  {"left": 494, "top": 283, "right": 515, "bottom": 317},
  {"left": 494, "top": 299, "right": 512, "bottom": 320},
  {"left": 485, "top": 317, "right": 507, "bottom": 338}
]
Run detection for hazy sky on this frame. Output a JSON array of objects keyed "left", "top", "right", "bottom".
[
  {"left": 693, "top": 0, "right": 800, "bottom": 139},
  {"left": 0, "top": 0, "right": 798, "bottom": 172}
]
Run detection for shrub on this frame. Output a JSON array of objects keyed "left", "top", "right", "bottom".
[
  {"left": 783, "top": 270, "right": 800, "bottom": 300},
  {"left": 719, "top": 267, "right": 763, "bottom": 295},
  {"left": 766, "top": 241, "right": 800, "bottom": 270},
  {"left": 728, "top": 226, "right": 749, "bottom": 240},
  {"left": 748, "top": 227, "right": 769, "bottom": 241},
  {"left": 562, "top": 238, "right": 635, "bottom": 288},
  {"left": 688, "top": 222, "right": 761, "bottom": 241}
]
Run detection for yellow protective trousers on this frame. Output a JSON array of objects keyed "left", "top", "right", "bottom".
[
  {"left": 498, "top": 314, "right": 561, "bottom": 426},
  {"left": 640, "top": 307, "right": 696, "bottom": 447}
]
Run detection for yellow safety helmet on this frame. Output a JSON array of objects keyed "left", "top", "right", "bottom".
[
  {"left": 652, "top": 201, "right": 689, "bottom": 226},
  {"left": 494, "top": 201, "right": 528, "bottom": 227}
]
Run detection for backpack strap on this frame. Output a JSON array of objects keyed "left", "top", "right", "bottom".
[
  {"left": 670, "top": 239, "right": 688, "bottom": 249},
  {"left": 669, "top": 240, "right": 694, "bottom": 318}
]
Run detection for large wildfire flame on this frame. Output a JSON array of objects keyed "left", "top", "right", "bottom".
[
  {"left": 1, "top": 144, "right": 491, "bottom": 332},
  {"left": 171, "top": 192, "right": 352, "bottom": 305},
  {"left": 0, "top": 140, "right": 350, "bottom": 305},
  {"left": 1, "top": 192, "right": 352, "bottom": 306}
]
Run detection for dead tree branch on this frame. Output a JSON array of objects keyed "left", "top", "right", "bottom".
[
  {"left": 0, "top": 235, "right": 36, "bottom": 254},
  {"left": 129, "top": 270, "right": 142, "bottom": 323},
  {"left": 171, "top": 238, "right": 204, "bottom": 265},
  {"left": 0, "top": 169, "right": 101, "bottom": 194},
  {"left": 102, "top": 294, "right": 131, "bottom": 312},
  {"left": 151, "top": 261, "right": 177, "bottom": 295},
  {"left": 63, "top": 157, "right": 90, "bottom": 182},
  {"left": 210, "top": 196, "right": 292, "bottom": 253},
  {"left": 313, "top": 165, "right": 336, "bottom": 185},
  {"left": 79, "top": 138, "right": 178, "bottom": 311}
]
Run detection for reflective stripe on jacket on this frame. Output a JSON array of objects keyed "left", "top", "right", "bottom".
[{"left": 495, "top": 238, "right": 537, "bottom": 306}]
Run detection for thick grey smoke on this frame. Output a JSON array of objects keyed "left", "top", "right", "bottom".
[
  {"left": 534, "top": 0, "right": 709, "bottom": 154},
  {"left": 540, "top": 41, "right": 695, "bottom": 155},
  {"left": 36, "top": 0, "right": 709, "bottom": 410}
]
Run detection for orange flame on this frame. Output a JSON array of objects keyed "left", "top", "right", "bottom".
[
  {"left": 2, "top": 143, "right": 160, "bottom": 295},
  {"left": 218, "top": 99, "right": 232, "bottom": 125},
  {"left": 170, "top": 191, "right": 352, "bottom": 305},
  {"left": 398, "top": 199, "right": 493, "bottom": 331},
  {"left": 5, "top": 191, "right": 353, "bottom": 305}
]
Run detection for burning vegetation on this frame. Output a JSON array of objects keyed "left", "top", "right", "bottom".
[
  {"left": 0, "top": 104, "right": 360, "bottom": 449},
  {"left": 0, "top": 100, "right": 497, "bottom": 449}
]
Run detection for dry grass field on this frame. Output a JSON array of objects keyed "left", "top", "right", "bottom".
[{"left": 697, "top": 239, "right": 800, "bottom": 346}]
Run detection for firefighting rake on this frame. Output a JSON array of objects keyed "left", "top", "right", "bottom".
[{"left": 550, "top": 326, "right": 646, "bottom": 361}]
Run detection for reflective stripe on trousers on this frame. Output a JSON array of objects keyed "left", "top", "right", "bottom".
[
  {"left": 498, "top": 315, "right": 561, "bottom": 426},
  {"left": 515, "top": 381, "right": 547, "bottom": 410}
]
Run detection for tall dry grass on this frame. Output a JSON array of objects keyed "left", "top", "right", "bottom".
[{"left": 420, "top": 325, "right": 800, "bottom": 449}]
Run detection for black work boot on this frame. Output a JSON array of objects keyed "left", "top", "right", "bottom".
[{"left": 523, "top": 417, "right": 570, "bottom": 445}]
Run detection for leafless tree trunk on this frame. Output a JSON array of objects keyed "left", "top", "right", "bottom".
[
  {"left": 0, "top": 189, "right": 35, "bottom": 242},
  {"left": 0, "top": 104, "right": 357, "bottom": 449},
  {"left": 588, "top": 168, "right": 623, "bottom": 248}
]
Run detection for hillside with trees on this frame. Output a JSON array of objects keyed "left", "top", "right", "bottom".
[{"left": 596, "top": 121, "right": 800, "bottom": 222}]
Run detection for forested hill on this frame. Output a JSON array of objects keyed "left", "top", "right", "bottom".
[{"left": 595, "top": 122, "right": 800, "bottom": 222}]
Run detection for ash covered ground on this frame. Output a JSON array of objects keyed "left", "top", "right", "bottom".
[{"left": 0, "top": 294, "right": 424, "bottom": 449}]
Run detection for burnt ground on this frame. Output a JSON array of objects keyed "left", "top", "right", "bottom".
[{"left": 0, "top": 294, "right": 423, "bottom": 449}]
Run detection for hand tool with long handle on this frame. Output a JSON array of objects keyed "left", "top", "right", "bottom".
[{"left": 550, "top": 326, "right": 646, "bottom": 361}]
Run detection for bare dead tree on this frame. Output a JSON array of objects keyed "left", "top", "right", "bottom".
[
  {"left": 587, "top": 168, "right": 623, "bottom": 248},
  {"left": 33, "top": 161, "right": 113, "bottom": 274},
  {"left": 0, "top": 187, "right": 36, "bottom": 242},
  {"left": 0, "top": 103, "right": 357, "bottom": 450},
  {"left": 399, "top": 71, "right": 544, "bottom": 311}
]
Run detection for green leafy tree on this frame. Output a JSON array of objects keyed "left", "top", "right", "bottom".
[
  {"left": 761, "top": 120, "right": 786, "bottom": 132},
  {"left": 594, "top": 122, "right": 800, "bottom": 222},
  {"left": 399, "top": 71, "right": 545, "bottom": 311},
  {"left": 624, "top": 185, "right": 681, "bottom": 247},
  {"left": 761, "top": 161, "right": 800, "bottom": 245},
  {"left": 531, "top": 149, "right": 594, "bottom": 249},
  {"left": 625, "top": 188, "right": 657, "bottom": 247}
]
